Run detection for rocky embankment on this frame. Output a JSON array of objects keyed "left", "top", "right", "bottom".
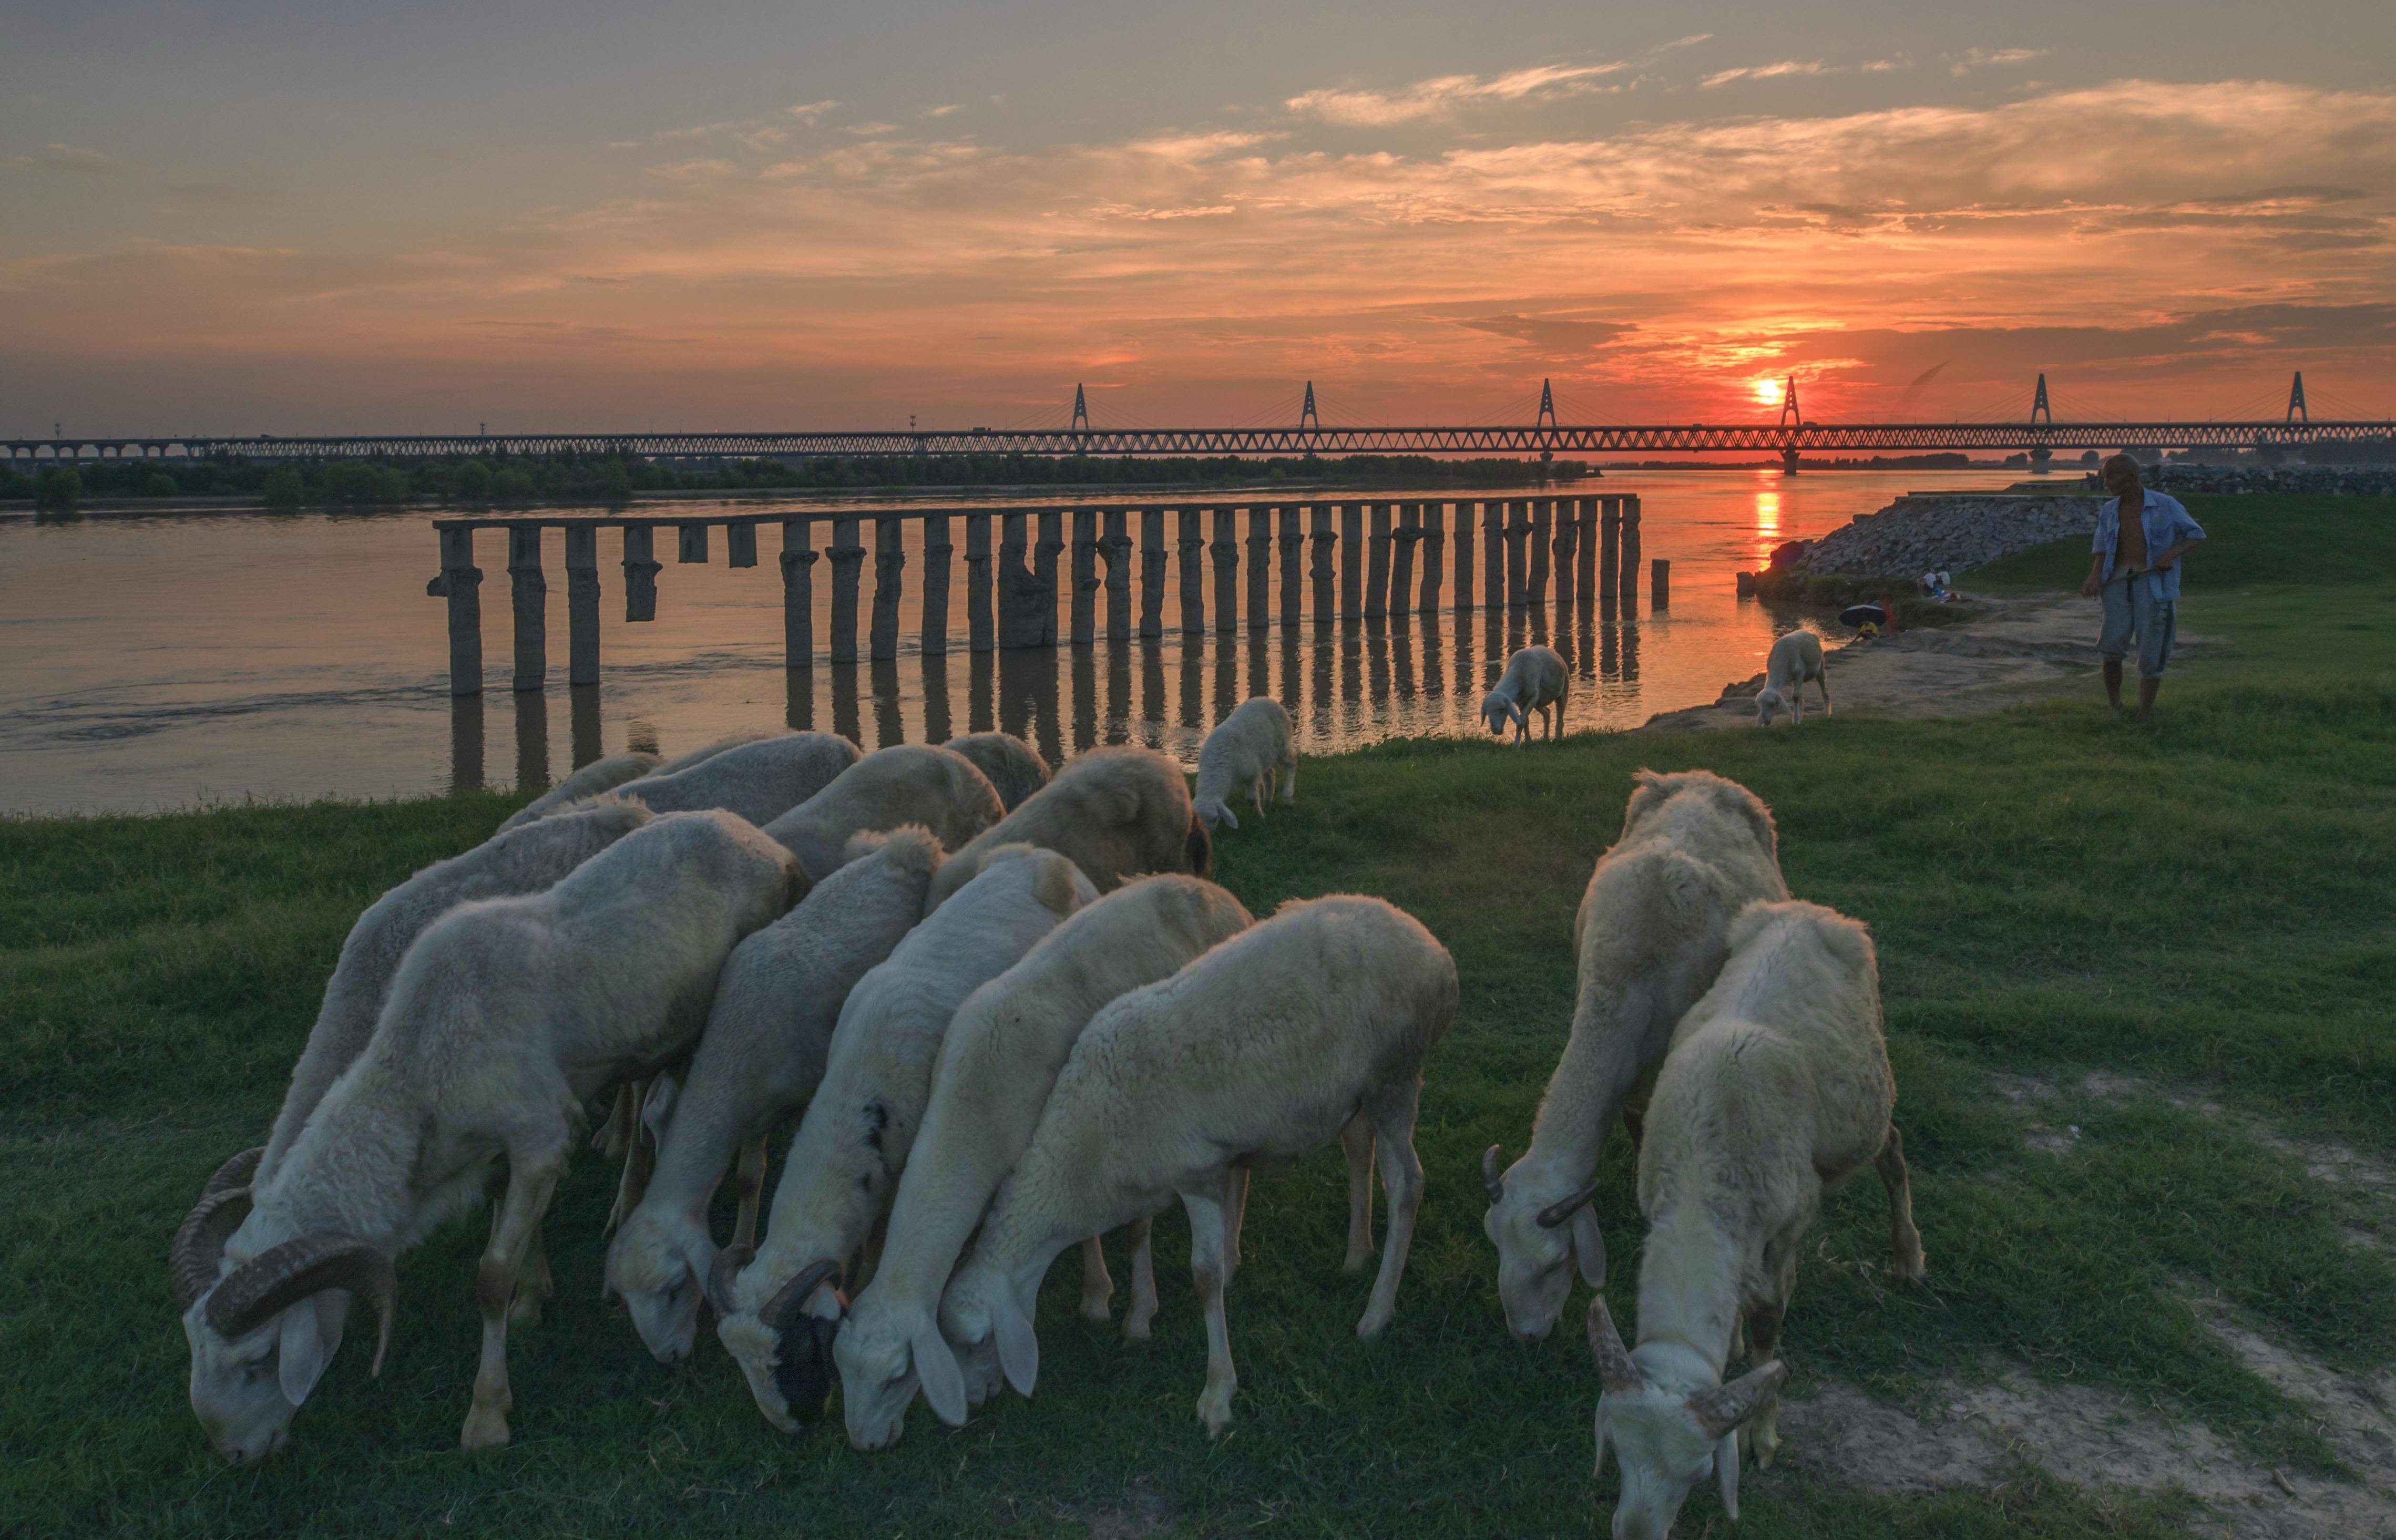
[{"left": 1789, "top": 494, "right": 2102, "bottom": 578}]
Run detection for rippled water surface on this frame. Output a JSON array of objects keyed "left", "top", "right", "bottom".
[{"left": 2, "top": 470, "right": 2020, "bottom": 815}]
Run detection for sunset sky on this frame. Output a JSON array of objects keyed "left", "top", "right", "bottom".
[{"left": 5, "top": 1, "right": 2393, "bottom": 435}]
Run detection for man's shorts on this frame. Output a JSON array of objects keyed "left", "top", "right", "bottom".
[{"left": 2098, "top": 576, "right": 2176, "bottom": 680}]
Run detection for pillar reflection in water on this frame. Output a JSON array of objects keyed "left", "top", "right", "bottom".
[
  {"left": 1070, "top": 644, "right": 1098, "bottom": 754},
  {"left": 450, "top": 694, "right": 484, "bottom": 795},
  {"left": 570, "top": 684, "right": 603, "bottom": 769},
  {"left": 1366, "top": 618, "right": 1391, "bottom": 713},
  {"left": 1212, "top": 633, "right": 1240, "bottom": 722},
  {"left": 1141, "top": 643, "right": 1166, "bottom": 747},
  {"left": 968, "top": 651, "right": 996, "bottom": 735},
  {"left": 1309, "top": 627, "right": 1335, "bottom": 739},
  {"left": 783, "top": 668, "right": 814, "bottom": 734},
  {"left": 1177, "top": 641, "right": 1204, "bottom": 734},
  {"left": 830, "top": 663, "right": 862, "bottom": 747},
  {"left": 1391, "top": 613, "right": 1416, "bottom": 702},
  {"left": 997, "top": 647, "right": 1064, "bottom": 768},
  {"left": 922, "top": 652, "right": 953, "bottom": 745},
  {"left": 1105, "top": 642, "right": 1133, "bottom": 746},
  {"left": 513, "top": 692, "right": 548, "bottom": 792},
  {"left": 1279, "top": 627, "right": 1303, "bottom": 731}
]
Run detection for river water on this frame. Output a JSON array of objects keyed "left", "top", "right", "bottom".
[{"left": 1, "top": 470, "right": 2018, "bottom": 816}]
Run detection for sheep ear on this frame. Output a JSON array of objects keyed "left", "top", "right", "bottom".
[
  {"left": 994, "top": 1297, "right": 1040, "bottom": 1398},
  {"left": 278, "top": 1302, "right": 331, "bottom": 1407},
  {"left": 1571, "top": 1206, "right": 1606, "bottom": 1290},
  {"left": 1715, "top": 1430, "right": 1741, "bottom": 1520},
  {"left": 914, "top": 1323, "right": 969, "bottom": 1428},
  {"left": 1032, "top": 854, "right": 1084, "bottom": 916},
  {"left": 1219, "top": 805, "right": 1238, "bottom": 831}
]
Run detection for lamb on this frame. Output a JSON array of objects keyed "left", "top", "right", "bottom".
[
  {"left": 943, "top": 732, "right": 1050, "bottom": 812},
  {"left": 611, "top": 731, "right": 862, "bottom": 827},
  {"left": 1191, "top": 697, "right": 1298, "bottom": 833},
  {"left": 1481, "top": 644, "right": 1570, "bottom": 743},
  {"left": 1590, "top": 899, "right": 1924, "bottom": 1540},
  {"left": 922, "top": 745, "right": 1207, "bottom": 915},
  {"left": 937, "top": 895, "right": 1456, "bottom": 1435},
  {"left": 496, "top": 753, "right": 660, "bottom": 833},
  {"left": 1483, "top": 769, "right": 1788, "bottom": 1342},
  {"left": 603, "top": 827, "right": 943, "bottom": 1363},
  {"left": 762, "top": 745, "right": 1005, "bottom": 882},
  {"left": 716, "top": 844, "right": 1098, "bottom": 1432},
  {"left": 1754, "top": 630, "right": 1830, "bottom": 726},
  {"left": 834, "top": 874, "right": 1255, "bottom": 1450},
  {"left": 174, "top": 810, "right": 800, "bottom": 1462}
]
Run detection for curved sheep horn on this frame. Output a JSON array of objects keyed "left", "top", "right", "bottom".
[
  {"left": 203, "top": 1146, "right": 265, "bottom": 1198},
  {"left": 1586, "top": 1298, "right": 1645, "bottom": 1397},
  {"left": 171, "top": 1184, "right": 254, "bottom": 1307},
  {"left": 1481, "top": 1145, "right": 1506, "bottom": 1206},
  {"left": 1535, "top": 1174, "right": 1603, "bottom": 1229},
  {"left": 1687, "top": 1359, "right": 1788, "bottom": 1440},
  {"left": 760, "top": 1259, "right": 844, "bottom": 1337},
  {"left": 207, "top": 1234, "right": 398, "bottom": 1376},
  {"left": 706, "top": 1243, "right": 755, "bottom": 1318}
]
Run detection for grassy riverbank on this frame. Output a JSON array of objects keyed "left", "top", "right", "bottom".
[{"left": 4, "top": 494, "right": 2391, "bottom": 1537}]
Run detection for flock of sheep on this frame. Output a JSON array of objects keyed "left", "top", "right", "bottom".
[{"left": 170, "top": 665, "right": 1920, "bottom": 1539}]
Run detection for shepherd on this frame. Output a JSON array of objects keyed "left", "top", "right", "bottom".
[{"left": 2081, "top": 455, "right": 2205, "bottom": 722}]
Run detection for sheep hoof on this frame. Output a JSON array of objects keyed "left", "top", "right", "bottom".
[
  {"left": 1896, "top": 1249, "right": 1928, "bottom": 1282},
  {"left": 1355, "top": 1306, "right": 1392, "bottom": 1339},
  {"left": 1341, "top": 1246, "right": 1371, "bottom": 1275},
  {"left": 508, "top": 1295, "right": 544, "bottom": 1328},
  {"left": 1197, "top": 1393, "right": 1234, "bottom": 1436},
  {"left": 1078, "top": 1296, "right": 1113, "bottom": 1325},
  {"left": 459, "top": 1405, "right": 513, "bottom": 1452},
  {"left": 1122, "top": 1314, "right": 1153, "bottom": 1343}
]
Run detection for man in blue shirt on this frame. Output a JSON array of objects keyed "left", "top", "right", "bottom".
[{"left": 2081, "top": 455, "right": 2206, "bottom": 721}]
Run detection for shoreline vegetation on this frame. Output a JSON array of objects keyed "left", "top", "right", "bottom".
[{"left": 5, "top": 492, "right": 2392, "bottom": 1536}]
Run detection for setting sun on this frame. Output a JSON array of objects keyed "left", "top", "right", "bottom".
[{"left": 1753, "top": 377, "right": 1785, "bottom": 407}]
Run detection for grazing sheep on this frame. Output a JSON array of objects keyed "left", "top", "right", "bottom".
[
  {"left": 943, "top": 732, "right": 1050, "bottom": 812},
  {"left": 604, "top": 827, "right": 943, "bottom": 1363},
  {"left": 835, "top": 874, "right": 1255, "bottom": 1450},
  {"left": 763, "top": 745, "right": 1004, "bottom": 882},
  {"left": 1481, "top": 645, "right": 1570, "bottom": 743},
  {"left": 1192, "top": 697, "right": 1297, "bottom": 833},
  {"left": 175, "top": 811, "right": 800, "bottom": 1462},
  {"left": 1483, "top": 770, "right": 1788, "bottom": 1342},
  {"left": 652, "top": 730, "right": 785, "bottom": 776},
  {"left": 717, "top": 845, "right": 1098, "bottom": 1432},
  {"left": 1591, "top": 900, "right": 1924, "bottom": 1540},
  {"left": 923, "top": 746, "right": 1207, "bottom": 915},
  {"left": 938, "top": 895, "right": 1456, "bottom": 1435},
  {"left": 613, "top": 731, "right": 861, "bottom": 828},
  {"left": 496, "top": 753, "right": 660, "bottom": 833},
  {"left": 1754, "top": 631, "right": 1830, "bottom": 727}
]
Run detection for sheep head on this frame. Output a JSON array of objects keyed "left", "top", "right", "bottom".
[
  {"left": 1479, "top": 692, "right": 1514, "bottom": 736},
  {"left": 1754, "top": 686, "right": 1785, "bottom": 726},
  {"left": 1193, "top": 795, "right": 1237, "bottom": 833},
  {"left": 834, "top": 1300, "right": 970, "bottom": 1451},
  {"left": 1589, "top": 1299, "right": 1785, "bottom": 1540},
  {"left": 716, "top": 1257, "right": 844, "bottom": 1433},
  {"left": 1480, "top": 1145, "right": 1605, "bottom": 1341},
  {"left": 933, "top": 1262, "right": 1016, "bottom": 1411},
  {"left": 180, "top": 1226, "right": 395, "bottom": 1465},
  {"left": 603, "top": 1206, "right": 712, "bottom": 1364}
]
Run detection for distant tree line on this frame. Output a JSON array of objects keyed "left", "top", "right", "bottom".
[{"left": 4, "top": 450, "right": 1595, "bottom": 510}]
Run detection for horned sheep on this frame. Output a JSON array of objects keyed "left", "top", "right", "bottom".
[
  {"left": 1483, "top": 769, "right": 1788, "bottom": 1342},
  {"left": 1754, "top": 630, "right": 1830, "bottom": 727},
  {"left": 1191, "top": 696, "right": 1297, "bottom": 833},
  {"left": 603, "top": 827, "right": 943, "bottom": 1363},
  {"left": 716, "top": 845, "right": 1098, "bottom": 1432},
  {"left": 834, "top": 874, "right": 1255, "bottom": 1450},
  {"left": 921, "top": 745, "right": 1207, "bottom": 915},
  {"left": 763, "top": 745, "right": 1004, "bottom": 882},
  {"left": 937, "top": 895, "right": 1456, "bottom": 1434},
  {"left": 943, "top": 731, "right": 1051, "bottom": 812},
  {"left": 611, "top": 731, "right": 861, "bottom": 828},
  {"left": 1481, "top": 644, "right": 1570, "bottom": 743},
  {"left": 1590, "top": 899, "right": 1924, "bottom": 1540},
  {"left": 174, "top": 810, "right": 800, "bottom": 1462}
]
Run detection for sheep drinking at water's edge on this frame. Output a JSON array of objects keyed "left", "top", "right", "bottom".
[
  {"left": 938, "top": 894, "right": 1456, "bottom": 1435},
  {"left": 835, "top": 873, "right": 1255, "bottom": 1450},
  {"left": 1484, "top": 769, "right": 1788, "bottom": 1342},
  {"left": 1754, "top": 630, "right": 1831, "bottom": 727},
  {"left": 611, "top": 731, "right": 861, "bottom": 828},
  {"left": 762, "top": 745, "right": 1003, "bottom": 883},
  {"left": 716, "top": 845, "right": 1099, "bottom": 1432},
  {"left": 921, "top": 745, "right": 1207, "bottom": 915},
  {"left": 1191, "top": 696, "right": 1297, "bottom": 833},
  {"left": 1591, "top": 899, "right": 1925, "bottom": 1540},
  {"left": 604, "top": 827, "right": 942, "bottom": 1364},
  {"left": 942, "top": 731, "right": 1050, "bottom": 812},
  {"left": 495, "top": 753, "right": 660, "bottom": 833},
  {"left": 174, "top": 811, "right": 800, "bottom": 1462},
  {"left": 1481, "top": 644, "right": 1570, "bottom": 743}
]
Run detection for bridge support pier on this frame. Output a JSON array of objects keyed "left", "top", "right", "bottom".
[
  {"left": 1102, "top": 509, "right": 1132, "bottom": 641},
  {"left": 1308, "top": 506, "right": 1336, "bottom": 625},
  {"left": 1618, "top": 497, "right": 1642, "bottom": 613},
  {"left": 508, "top": 526, "right": 546, "bottom": 692},
  {"left": 1781, "top": 446, "right": 1801, "bottom": 477},
  {"left": 1390, "top": 506, "right": 1421, "bottom": 620},
  {"left": 623, "top": 524, "right": 661, "bottom": 623},
  {"left": 1178, "top": 508, "right": 1206, "bottom": 637},
  {"left": 1652, "top": 558, "right": 1670, "bottom": 609},
  {"left": 1037, "top": 511, "right": 1063, "bottom": 648},
  {"left": 679, "top": 522, "right": 709, "bottom": 564},
  {"left": 1140, "top": 508, "right": 1167, "bottom": 639},
  {"left": 1453, "top": 500, "right": 1475, "bottom": 613},
  {"left": 1071, "top": 508, "right": 1099, "bottom": 647},
  {"left": 1366, "top": 503, "right": 1391, "bottom": 619},
  {"left": 921, "top": 513, "right": 951, "bottom": 655},
  {"left": 780, "top": 519, "right": 816, "bottom": 668},
  {"left": 966, "top": 514, "right": 993, "bottom": 653},
  {"left": 1277, "top": 507, "right": 1304, "bottom": 628},
  {"left": 1421, "top": 501, "right": 1445, "bottom": 614},
  {"left": 870, "top": 517, "right": 904, "bottom": 662},
  {"left": 1246, "top": 508, "right": 1271, "bottom": 631},
  {"left": 1529, "top": 500, "right": 1552, "bottom": 607},
  {"left": 1339, "top": 503, "right": 1364, "bottom": 620},
  {"left": 1553, "top": 500, "right": 1576, "bottom": 610},
  {"left": 567, "top": 526, "right": 602, "bottom": 686},
  {"left": 827, "top": 516, "right": 863, "bottom": 663},
  {"left": 1503, "top": 502, "right": 1530, "bottom": 609},
  {"left": 1212, "top": 506, "right": 1239, "bottom": 634},
  {"left": 438, "top": 526, "right": 483, "bottom": 696},
  {"left": 1575, "top": 498, "right": 1598, "bottom": 601},
  {"left": 727, "top": 521, "right": 757, "bottom": 569}
]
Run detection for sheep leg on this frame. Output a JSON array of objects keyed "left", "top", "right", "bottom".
[
  {"left": 593, "top": 1081, "right": 637, "bottom": 1161},
  {"left": 1279, "top": 757, "right": 1297, "bottom": 805},
  {"left": 1122, "top": 1212, "right": 1159, "bottom": 1341},
  {"left": 731, "top": 1133, "right": 768, "bottom": 1251},
  {"left": 1250, "top": 773, "right": 1266, "bottom": 820},
  {"left": 1222, "top": 1166, "right": 1251, "bottom": 1284},
  {"left": 1077, "top": 1236, "right": 1115, "bottom": 1323},
  {"left": 1876, "top": 1126, "right": 1928, "bottom": 1281},
  {"left": 1817, "top": 670, "right": 1833, "bottom": 717},
  {"left": 462, "top": 1138, "right": 566, "bottom": 1452},
  {"left": 1340, "top": 1114, "right": 1376, "bottom": 1274},
  {"left": 1743, "top": 1240, "right": 1800, "bottom": 1470},
  {"left": 1355, "top": 1097, "right": 1425, "bottom": 1339},
  {"left": 1183, "top": 1187, "right": 1238, "bottom": 1435},
  {"left": 601, "top": 1078, "right": 657, "bottom": 1241},
  {"left": 509, "top": 1221, "right": 551, "bottom": 1328},
  {"left": 1555, "top": 684, "right": 1568, "bottom": 738}
]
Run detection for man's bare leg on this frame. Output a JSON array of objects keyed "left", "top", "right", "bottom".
[
  {"left": 2136, "top": 677, "right": 2159, "bottom": 722},
  {"left": 2102, "top": 659, "right": 2124, "bottom": 710}
]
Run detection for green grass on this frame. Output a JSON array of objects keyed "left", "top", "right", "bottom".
[{"left": 4, "top": 494, "right": 2391, "bottom": 1538}]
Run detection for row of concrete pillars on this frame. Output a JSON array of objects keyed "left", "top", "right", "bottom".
[{"left": 433, "top": 496, "right": 1660, "bottom": 696}]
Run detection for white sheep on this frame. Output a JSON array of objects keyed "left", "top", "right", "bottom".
[
  {"left": 652, "top": 729, "right": 784, "bottom": 775},
  {"left": 1754, "top": 630, "right": 1830, "bottom": 726},
  {"left": 495, "top": 753, "right": 660, "bottom": 833},
  {"left": 1590, "top": 899, "right": 1924, "bottom": 1540},
  {"left": 175, "top": 810, "right": 800, "bottom": 1462},
  {"left": 716, "top": 844, "right": 1098, "bottom": 1431},
  {"left": 1481, "top": 644, "right": 1570, "bottom": 743},
  {"left": 603, "top": 827, "right": 943, "bottom": 1363},
  {"left": 762, "top": 744, "right": 1004, "bottom": 882},
  {"left": 1483, "top": 769, "right": 1788, "bottom": 1342},
  {"left": 834, "top": 874, "right": 1256, "bottom": 1450},
  {"left": 612, "top": 731, "right": 861, "bottom": 828},
  {"left": 937, "top": 894, "right": 1457, "bottom": 1435},
  {"left": 922, "top": 745, "right": 1207, "bottom": 915},
  {"left": 943, "top": 732, "right": 1051, "bottom": 812},
  {"left": 1192, "top": 697, "right": 1297, "bottom": 832}
]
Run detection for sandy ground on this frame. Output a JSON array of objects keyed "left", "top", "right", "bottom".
[{"left": 1640, "top": 592, "right": 2209, "bottom": 733}]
